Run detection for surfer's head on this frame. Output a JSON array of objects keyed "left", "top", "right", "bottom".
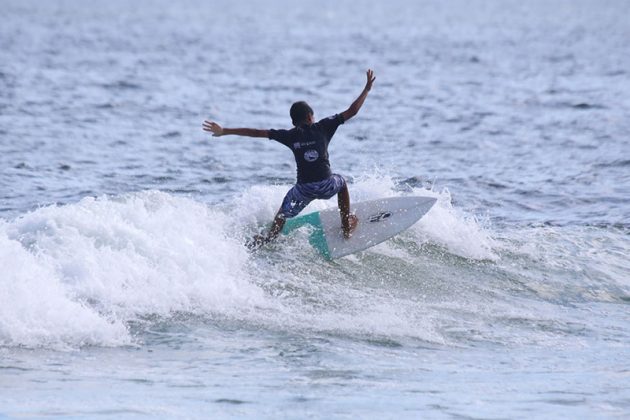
[{"left": 290, "top": 101, "right": 314, "bottom": 127}]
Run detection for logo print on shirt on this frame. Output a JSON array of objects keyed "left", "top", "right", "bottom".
[{"left": 304, "top": 149, "right": 319, "bottom": 162}]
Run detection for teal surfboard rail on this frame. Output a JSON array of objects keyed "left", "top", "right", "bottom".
[{"left": 281, "top": 211, "right": 331, "bottom": 259}]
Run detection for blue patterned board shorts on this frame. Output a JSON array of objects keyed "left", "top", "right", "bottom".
[{"left": 279, "top": 174, "right": 347, "bottom": 218}]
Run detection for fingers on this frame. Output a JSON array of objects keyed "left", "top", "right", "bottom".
[
  {"left": 202, "top": 120, "right": 220, "bottom": 133},
  {"left": 365, "top": 69, "right": 376, "bottom": 91},
  {"left": 203, "top": 121, "right": 222, "bottom": 137}
]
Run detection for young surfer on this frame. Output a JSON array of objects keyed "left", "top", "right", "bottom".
[{"left": 203, "top": 69, "right": 376, "bottom": 248}]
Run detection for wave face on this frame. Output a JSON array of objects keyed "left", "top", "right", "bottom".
[
  {"left": 2, "top": 177, "right": 627, "bottom": 350},
  {"left": 0, "top": 191, "right": 263, "bottom": 348},
  {"left": 2, "top": 0, "right": 630, "bottom": 416}
]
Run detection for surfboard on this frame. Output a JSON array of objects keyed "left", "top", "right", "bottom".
[{"left": 280, "top": 196, "right": 437, "bottom": 259}]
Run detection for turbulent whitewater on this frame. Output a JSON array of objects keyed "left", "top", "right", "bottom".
[{"left": 1, "top": 0, "right": 629, "bottom": 418}]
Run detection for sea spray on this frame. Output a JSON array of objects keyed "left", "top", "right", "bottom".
[
  {"left": 4, "top": 178, "right": 610, "bottom": 350},
  {"left": 0, "top": 230, "right": 130, "bottom": 349},
  {"left": 0, "top": 191, "right": 270, "bottom": 348}
]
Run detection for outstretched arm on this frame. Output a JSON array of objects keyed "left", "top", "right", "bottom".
[
  {"left": 341, "top": 69, "right": 376, "bottom": 122},
  {"left": 202, "top": 120, "right": 269, "bottom": 138}
]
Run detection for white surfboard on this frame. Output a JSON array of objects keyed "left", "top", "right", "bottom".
[{"left": 281, "top": 196, "right": 437, "bottom": 259}]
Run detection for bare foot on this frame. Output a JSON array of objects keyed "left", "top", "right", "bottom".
[
  {"left": 343, "top": 214, "right": 358, "bottom": 239},
  {"left": 245, "top": 234, "right": 270, "bottom": 251}
]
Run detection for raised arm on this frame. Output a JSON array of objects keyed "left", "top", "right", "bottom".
[
  {"left": 340, "top": 69, "right": 376, "bottom": 122},
  {"left": 202, "top": 120, "right": 269, "bottom": 138}
]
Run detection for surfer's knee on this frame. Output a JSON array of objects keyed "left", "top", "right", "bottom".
[
  {"left": 279, "top": 199, "right": 305, "bottom": 219},
  {"left": 280, "top": 185, "right": 313, "bottom": 218},
  {"left": 332, "top": 174, "right": 347, "bottom": 190}
]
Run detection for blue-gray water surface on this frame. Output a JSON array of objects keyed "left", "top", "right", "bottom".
[{"left": 1, "top": 0, "right": 629, "bottom": 418}]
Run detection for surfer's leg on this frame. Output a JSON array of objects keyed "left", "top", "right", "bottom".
[
  {"left": 247, "top": 185, "right": 309, "bottom": 249},
  {"left": 267, "top": 212, "right": 286, "bottom": 240},
  {"left": 337, "top": 184, "right": 357, "bottom": 239},
  {"left": 248, "top": 212, "right": 285, "bottom": 249}
]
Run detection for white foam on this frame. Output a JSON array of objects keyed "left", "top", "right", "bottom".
[
  {"left": 1, "top": 191, "right": 269, "bottom": 349},
  {"left": 349, "top": 174, "right": 498, "bottom": 261},
  {"left": 414, "top": 188, "right": 499, "bottom": 261},
  {"left": 0, "top": 225, "right": 130, "bottom": 349},
  {"left": 0, "top": 178, "right": 501, "bottom": 349}
]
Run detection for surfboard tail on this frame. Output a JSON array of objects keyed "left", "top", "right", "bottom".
[{"left": 281, "top": 211, "right": 322, "bottom": 235}]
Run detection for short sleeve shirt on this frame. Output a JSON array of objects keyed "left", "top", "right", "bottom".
[{"left": 268, "top": 114, "right": 345, "bottom": 183}]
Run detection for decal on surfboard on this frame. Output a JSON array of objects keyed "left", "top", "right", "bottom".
[{"left": 368, "top": 211, "right": 392, "bottom": 223}]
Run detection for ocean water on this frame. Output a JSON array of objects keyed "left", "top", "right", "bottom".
[{"left": 1, "top": 0, "right": 629, "bottom": 418}]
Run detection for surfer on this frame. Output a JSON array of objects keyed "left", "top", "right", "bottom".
[{"left": 203, "top": 69, "right": 376, "bottom": 248}]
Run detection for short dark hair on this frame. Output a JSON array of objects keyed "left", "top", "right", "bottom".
[{"left": 290, "top": 101, "right": 313, "bottom": 126}]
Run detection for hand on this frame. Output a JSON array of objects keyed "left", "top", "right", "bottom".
[
  {"left": 365, "top": 69, "right": 376, "bottom": 91},
  {"left": 202, "top": 120, "right": 223, "bottom": 137}
]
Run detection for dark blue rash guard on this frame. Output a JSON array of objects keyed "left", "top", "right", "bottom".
[{"left": 268, "top": 114, "right": 345, "bottom": 184}]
